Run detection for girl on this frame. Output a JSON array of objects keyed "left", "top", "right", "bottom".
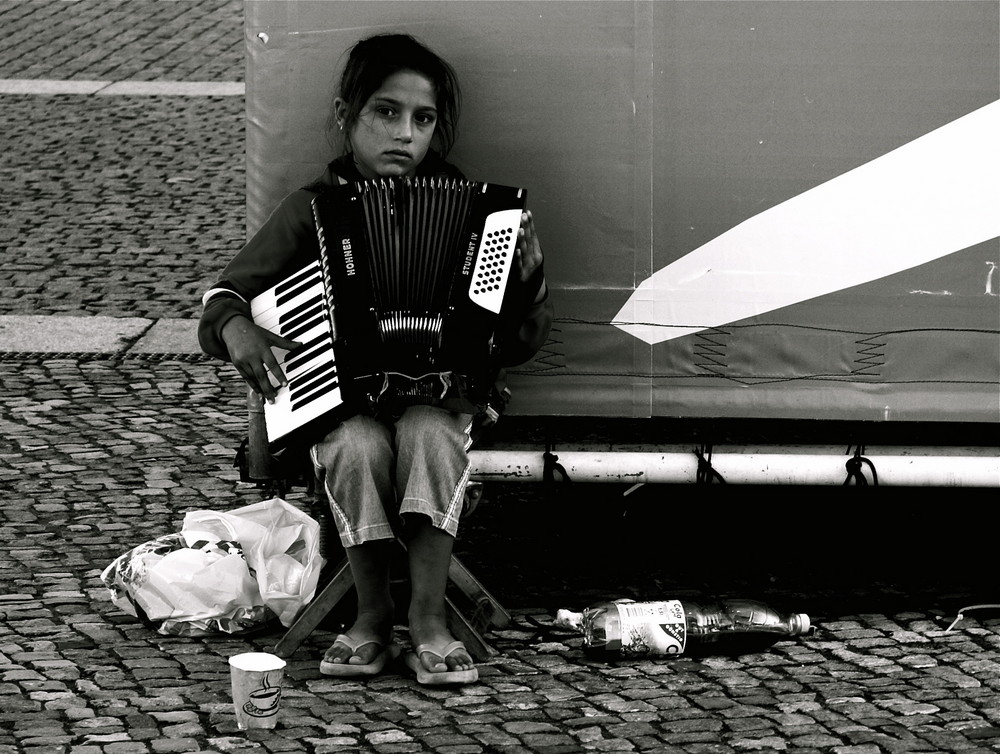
[{"left": 199, "top": 33, "right": 552, "bottom": 684}]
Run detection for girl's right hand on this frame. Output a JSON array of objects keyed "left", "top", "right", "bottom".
[{"left": 221, "top": 316, "right": 301, "bottom": 403}]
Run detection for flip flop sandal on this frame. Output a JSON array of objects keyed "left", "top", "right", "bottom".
[
  {"left": 320, "top": 633, "right": 399, "bottom": 677},
  {"left": 403, "top": 640, "right": 479, "bottom": 685}
]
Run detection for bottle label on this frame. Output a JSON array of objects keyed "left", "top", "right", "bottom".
[{"left": 614, "top": 600, "right": 686, "bottom": 656}]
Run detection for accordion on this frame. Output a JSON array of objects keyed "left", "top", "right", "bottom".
[{"left": 250, "top": 177, "right": 527, "bottom": 448}]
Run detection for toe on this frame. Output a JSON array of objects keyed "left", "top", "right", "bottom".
[
  {"left": 419, "top": 651, "right": 448, "bottom": 674},
  {"left": 323, "top": 645, "right": 351, "bottom": 665},
  {"left": 447, "top": 652, "right": 474, "bottom": 672},
  {"left": 325, "top": 636, "right": 382, "bottom": 666}
]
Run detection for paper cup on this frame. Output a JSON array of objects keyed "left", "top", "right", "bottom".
[{"left": 229, "top": 652, "right": 286, "bottom": 730}]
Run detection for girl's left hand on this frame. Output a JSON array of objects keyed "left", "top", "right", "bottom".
[{"left": 516, "top": 210, "right": 544, "bottom": 283}]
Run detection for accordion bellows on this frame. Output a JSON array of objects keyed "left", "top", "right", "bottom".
[{"left": 250, "top": 177, "right": 527, "bottom": 447}]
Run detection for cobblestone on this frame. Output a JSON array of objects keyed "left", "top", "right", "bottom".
[{"left": 3, "top": 0, "right": 1000, "bottom": 752}]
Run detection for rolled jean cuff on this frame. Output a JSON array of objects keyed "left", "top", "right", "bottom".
[
  {"left": 324, "top": 478, "right": 396, "bottom": 547},
  {"left": 337, "top": 522, "right": 396, "bottom": 548},
  {"left": 400, "top": 499, "right": 457, "bottom": 537}
]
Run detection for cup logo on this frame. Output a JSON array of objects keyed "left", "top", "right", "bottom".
[{"left": 242, "top": 672, "right": 281, "bottom": 718}]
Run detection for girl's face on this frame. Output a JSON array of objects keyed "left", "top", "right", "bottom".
[{"left": 340, "top": 69, "right": 439, "bottom": 179}]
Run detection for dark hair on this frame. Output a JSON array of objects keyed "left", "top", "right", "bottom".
[{"left": 331, "top": 33, "right": 461, "bottom": 157}]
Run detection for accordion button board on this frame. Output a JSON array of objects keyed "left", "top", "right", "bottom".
[{"left": 469, "top": 209, "right": 521, "bottom": 314}]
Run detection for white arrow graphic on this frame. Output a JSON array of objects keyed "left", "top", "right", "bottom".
[{"left": 614, "top": 99, "right": 1000, "bottom": 344}]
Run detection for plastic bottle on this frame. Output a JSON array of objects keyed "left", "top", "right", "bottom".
[{"left": 566, "top": 599, "right": 810, "bottom": 657}]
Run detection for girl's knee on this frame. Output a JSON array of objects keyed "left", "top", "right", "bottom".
[
  {"left": 396, "top": 405, "right": 461, "bottom": 448},
  {"left": 314, "top": 416, "right": 392, "bottom": 471}
]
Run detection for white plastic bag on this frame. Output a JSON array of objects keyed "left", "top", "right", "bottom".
[
  {"left": 101, "top": 534, "right": 271, "bottom": 636},
  {"left": 181, "top": 497, "right": 324, "bottom": 627}
]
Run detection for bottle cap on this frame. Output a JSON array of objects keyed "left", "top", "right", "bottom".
[
  {"left": 555, "top": 609, "right": 583, "bottom": 631},
  {"left": 793, "top": 613, "right": 811, "bottom": 635}
]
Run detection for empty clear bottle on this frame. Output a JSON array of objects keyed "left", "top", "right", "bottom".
[{"left": 576, "top": 598, "right": 810, "bottom": 657}]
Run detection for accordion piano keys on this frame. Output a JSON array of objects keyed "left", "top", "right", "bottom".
[{"left": 250, "top": 261, "right": 345, "bottom": 445}]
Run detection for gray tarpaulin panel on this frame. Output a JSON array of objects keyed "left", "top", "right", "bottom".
[{"left": 244, "top": 0, "right": 999, "bottom": 423}]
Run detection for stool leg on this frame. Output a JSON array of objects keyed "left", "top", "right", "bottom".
[
  {"left": 448, "top": 555, "right": 511, "bottom": 630},
  {"left": 272, "top": 558, "right": 354, "bottom": 659},
  {"left": 445, "top": 595, "right": 499, "bottom": 661}
]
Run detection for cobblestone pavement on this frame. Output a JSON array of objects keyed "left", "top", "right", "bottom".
[
  {"left": 3, "top": 2, "right": 1000, "bottom": 753},
  {"left": 0, "top": 0, "right": 245, "bottom": 320}
]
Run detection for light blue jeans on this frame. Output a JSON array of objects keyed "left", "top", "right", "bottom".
[{"left": 310, "top": 405, "right": 475, "bottom": 547}]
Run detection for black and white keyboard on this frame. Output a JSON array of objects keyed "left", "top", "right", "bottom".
[{"left": 250, "top": 261, "right": 344, "bottom": 446}]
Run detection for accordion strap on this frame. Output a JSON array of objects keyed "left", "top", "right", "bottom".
[
  {"left": 370, "top": 368, "right": 505, "bottom": 421},
  {"left": 379, "top": 371, "right": 455, "bottom": 402}
]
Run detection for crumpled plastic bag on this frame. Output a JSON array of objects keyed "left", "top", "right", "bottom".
[
  {"left": 101, "top": 533, "right": 271, "bottom": 636},
  {"left": 101, "top": 498, "right": 324, "bottom": 636},
  {"left": 180, "top": 497, "right": 323, "bottom": 627}
]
